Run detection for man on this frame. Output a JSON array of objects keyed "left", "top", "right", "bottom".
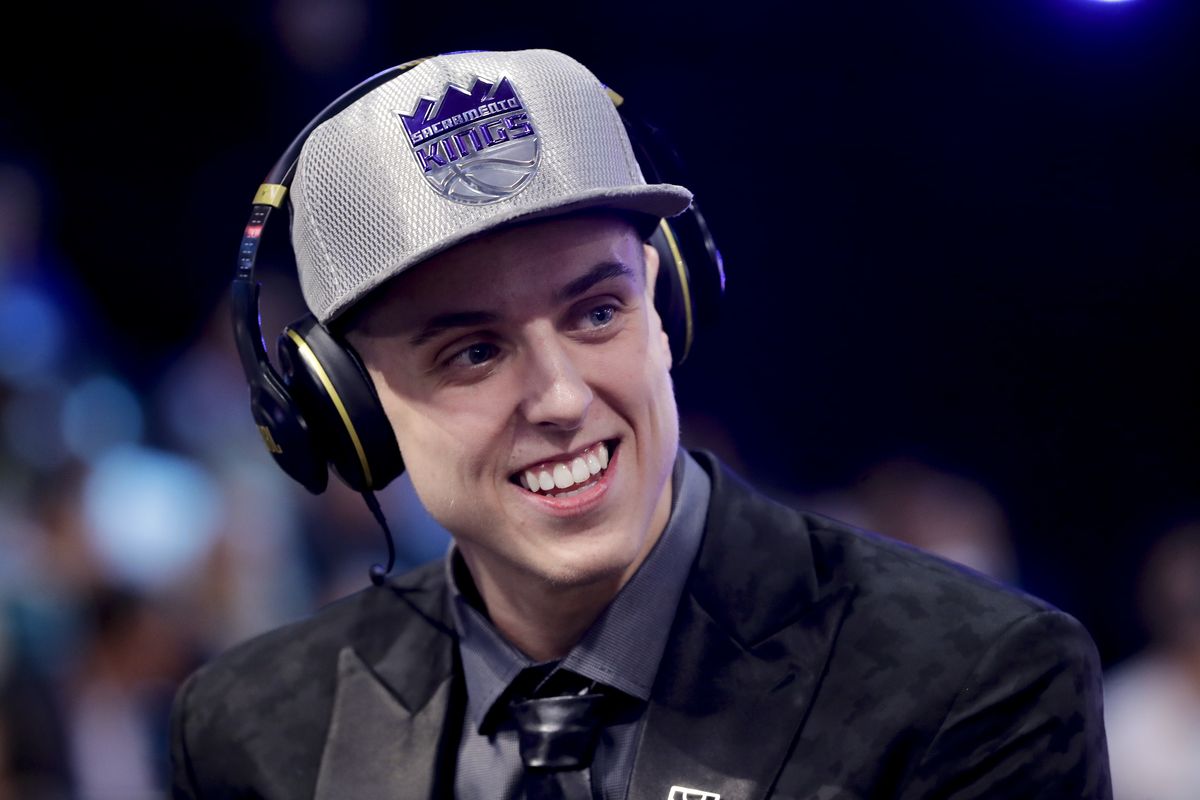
[{"left": 171, "top": 49, "right": 1112, "bottom": 799}]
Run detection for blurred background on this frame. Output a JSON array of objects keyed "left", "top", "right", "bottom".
[{"left": 1, "top": 0, "right": 1197, "bottom": 797}]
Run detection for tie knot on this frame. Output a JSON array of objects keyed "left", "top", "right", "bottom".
[
  {"left": 510, "top": 693, "right": 607, "bottom": 771},
  {"left": 507, "top": 666, "right": 610, "bottom": 771}
]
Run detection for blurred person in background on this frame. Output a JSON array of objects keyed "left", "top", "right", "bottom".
[
  {"left": 1104, "top": 522, "right": 1200, "bottom": 800},
  {"left": 0, "top": 462, "right": 199, "bottom": 799},
  {"left": 63, "top": 586, "right": 185, "bottom": 800},
  {"left": 805, "top": 456, "right": 1018, "bottom": 582},
  {"left": 0, "top": 465, "right": 90, "bottom": 800},
  {"left": 0, "top": 617, "right": 70, "bottom": 800}
]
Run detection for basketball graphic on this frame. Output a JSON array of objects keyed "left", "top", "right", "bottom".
[{"left": 431, "top": 134, "right": 538, "bottom": 203}]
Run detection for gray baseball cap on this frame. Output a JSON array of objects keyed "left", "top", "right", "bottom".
[{"left": 289, "top": 48, "right": 694, "bottom": 326}]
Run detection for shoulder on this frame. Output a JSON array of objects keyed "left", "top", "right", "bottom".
[
  {"left": 692, "top": 448, "right": 1101, "bottom": 699},
  {"left": 691, "top": 451, "right": 1110, "bottom": 793},
  {"left": 801, "top": 507, "right": 1102, "bottom": 695},
  {"left": 692, "top": 448, "right": 1064, "bottom": 636},
  {"left": 804, "top": 507, "right": 1060, "bottom": 629},
  {"left": 170, "top": 559, "right": 447, "bottom": 790},
  {"left": 179, "top": 558, "right": 446, "bottom": 707}
]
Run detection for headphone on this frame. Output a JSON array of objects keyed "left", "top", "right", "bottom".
[{"left": 231, "top": 55, "right": 724, "bottom": 581}]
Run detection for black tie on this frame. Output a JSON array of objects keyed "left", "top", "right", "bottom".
[{"left": 508, "top": 666, "right": 609, "bottom": 800}]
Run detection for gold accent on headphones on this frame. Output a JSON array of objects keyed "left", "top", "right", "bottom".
[
  {"left": 395, "top": 56, "right": 431, "bottom": 71},
  {"left": 257, "top": 425, "right": 283, "bottom": 454},
  {"left": 284, "top": 329, "right": 374, "bottom": 488},
  {"left": 254, "top": 184, "right": 288, "bottom": 208},
  {"left": 658, "top": 219, "right": 693, "bottom": 357},
  {"left": 605, "top": 87, "right": 625, "bottom": 107}
]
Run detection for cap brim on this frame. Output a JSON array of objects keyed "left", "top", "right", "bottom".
[{"left": 323, "top": 182, "right": 693, "bottom": 326}]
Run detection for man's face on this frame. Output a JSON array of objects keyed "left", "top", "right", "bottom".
[{"left": 345, "top": 212, "right": 678, "bottom": 597}]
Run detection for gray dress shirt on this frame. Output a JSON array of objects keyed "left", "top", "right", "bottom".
[{"left": 448, "top": 446, "right": 711, "bottom": 800}]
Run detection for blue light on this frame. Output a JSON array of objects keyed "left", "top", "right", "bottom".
[
  {"left": 62, "top": 374, "right": 145, "bottom": 462},
  {"left": 3, "top": 382, "right": 70, "bottom": 470},
  {"left": 82, "top": 445, "right": 222, "bottom": 590},
  {"left": 0, "top": 284, "right": 65, "bottom": 385}
]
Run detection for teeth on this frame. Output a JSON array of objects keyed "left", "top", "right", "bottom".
[
  {"left": 517, "top": 441, "right": 612, "bottom": 495},
  {"left": 571, "top": 457, "right": 589, "bottom": 483},
  {"left": 553, "top": 464, "right": 573, "bottom": 489}
]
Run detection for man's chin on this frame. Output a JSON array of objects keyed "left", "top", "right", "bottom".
[{"left": 519, "top": 542, "right": 643, "bottom": 593}]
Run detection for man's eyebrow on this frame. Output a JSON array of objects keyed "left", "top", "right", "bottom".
[
  {"left": 408, "top": 310, "right": 500, "bottom": 347},
  {"left": 406, "top": 262, "right": 635, "bottom": 347},
  {"left": 556, "top": 261, "right": 636, "bottom": 302}
]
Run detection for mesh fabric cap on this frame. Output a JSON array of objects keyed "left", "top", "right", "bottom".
[{"left": 290, "top": 48, "right": 694, "bottom": 326}]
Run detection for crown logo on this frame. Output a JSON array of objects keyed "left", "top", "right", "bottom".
[{"left": 397, "top": 77, "right": 520, "bottom": 144}]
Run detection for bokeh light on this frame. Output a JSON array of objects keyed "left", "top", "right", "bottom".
[
  {"left": 81, "top": 445, "right": 222, "bottom": 591},
  {"left": 62, "top": 374, "right": 145, "bottom": 462},
  {"left": 0, "top": 284, "right": 66, "bottom": 386},
  {"left": 2, "top": 380, "right": 71, "bottom": 470}
]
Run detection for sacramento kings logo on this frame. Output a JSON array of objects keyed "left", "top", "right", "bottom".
[{"left": 395, "top": 75, "right": 540, "bottom": 204}]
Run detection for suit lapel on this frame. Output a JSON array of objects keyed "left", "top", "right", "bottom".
[
  {"left": 627, "top": 451, "right": 856, "bottom": 800},
  {"left": 315, "top": 648, "right": 452, "bottom": 800},
  {"left": 315, "top": 569, "right": 461, "bottom": 800}
]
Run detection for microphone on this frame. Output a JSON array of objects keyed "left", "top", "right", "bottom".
[{"left": 360, "top": 491, "right": 396, "bottom": 586}]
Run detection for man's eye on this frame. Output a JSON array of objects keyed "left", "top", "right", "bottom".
[
  {"left": 585, "top": 304, "right": 616, "bottom": 327},
  {"left": 447, "top": 342, "right": 499, "bottom": 368}
]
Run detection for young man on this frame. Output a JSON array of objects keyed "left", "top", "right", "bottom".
[{"left": 171, "top": 49, "right": 1112, "bottom": 799}]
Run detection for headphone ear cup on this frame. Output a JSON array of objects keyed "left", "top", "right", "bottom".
[
  {"left": 231, "top": 277, "right": 330, "bottom": 493},
  {"left": 247, "top": 363, "right": 331, "bottom": 494},
  {"left": 616, "top": 99, "right": 724, "bottom": 366},
  {"left": 666, "top": 201, "right": 724, "bottom": 333},
  {"left": 647, "top": 221, "right": 693, "bottom": 367},
  {"left": 276, "top": 314, "right": 405, "bottom": 493}
]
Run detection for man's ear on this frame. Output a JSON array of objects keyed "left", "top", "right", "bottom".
[
  {"left": 642, "top": 242, "right": 671, "bottom": 369},
  {"left": 643, "top": 241, "right": 660, "bottom": 298}
]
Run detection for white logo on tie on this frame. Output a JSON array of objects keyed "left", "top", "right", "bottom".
[{"left": 668, "top": 786, "right": 720, "bottom": 800}]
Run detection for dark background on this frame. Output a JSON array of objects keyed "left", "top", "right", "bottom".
[{"left": 3, "top": 0, "right": 1197, "bottom": 670}]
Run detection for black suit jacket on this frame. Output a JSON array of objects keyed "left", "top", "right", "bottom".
[{"left": 170, "top": 450, "right": 1112, "bottom": 799}]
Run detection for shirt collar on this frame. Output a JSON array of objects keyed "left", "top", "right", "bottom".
[{"left": 447, "top": 446, "right": 711, "bottom": 733}]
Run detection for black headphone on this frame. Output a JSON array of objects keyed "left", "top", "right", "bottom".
[{"left": 231, "top": 54, "right": 724, "bottom": 581}]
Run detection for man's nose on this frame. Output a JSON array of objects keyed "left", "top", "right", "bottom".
[{"left": 518, "top": 334, "right": 594, "bottom": 430}]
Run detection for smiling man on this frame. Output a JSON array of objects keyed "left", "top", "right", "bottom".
[
  {"left": 170, "top": 49, "right": 1112, "bottom": 799},
  {"left": 341, "top": 210, "right": 678, "bottom": 665}
]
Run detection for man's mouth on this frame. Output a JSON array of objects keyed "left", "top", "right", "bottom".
[{"left": 510, "top": 440, "right": 618, "bottom": 497}]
